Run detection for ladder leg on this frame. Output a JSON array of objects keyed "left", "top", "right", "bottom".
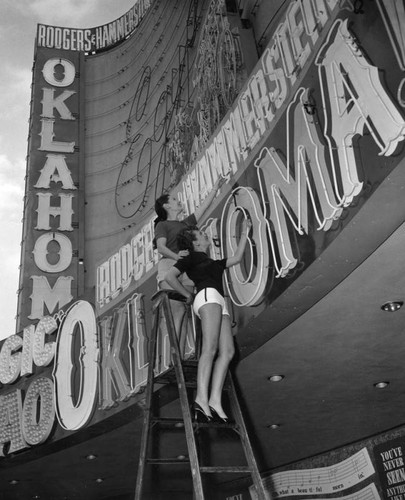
[
  {"left": 134, "top": 301, "right": 161, "bottom": 500},
  {"left": 137, "top": 291, "right": 271, "bottom": 499},
  {"left": 161, "top": 295, "right": 206, "bottom": 500},
  {"left": 227, "top": 372, "right": 272, "bottom": 500}
]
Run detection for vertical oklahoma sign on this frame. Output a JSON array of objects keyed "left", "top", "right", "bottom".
[{"left": 16, "top": 46, "right": 83, "bottom": 333}]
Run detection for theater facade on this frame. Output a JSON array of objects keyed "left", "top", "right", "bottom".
[{"left": 2, "top": 0, "right": 405, "bottom": 498}]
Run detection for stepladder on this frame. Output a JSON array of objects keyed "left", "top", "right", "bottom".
[{"left": 134, "top": 289, "right": 271, "bottom": 500}]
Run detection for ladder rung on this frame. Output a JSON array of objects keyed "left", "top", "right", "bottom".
[
  {"left": 184, "top": 381, "right": 198, "bottom": 388},
  {"left": 194, "top": 421, "right": 237, "bottom": 429},
  {"left": 157, "top": 360, "right": 198, "bottom": 376},
  {"left": 200, "top": 466, "right": 251, "bottom": 473},
  {"left": 146, "top": 457, "right": 190, "bottom": 465},
  {"left": 156, "top": 377, "right": 197, "bottom": 388},
  {"left": 151, "top": 290, "right": 188, "bottom": 302},
  {"left": 182, "top": 359, "right": 199, "bottom": 368},
  {"left": 151, "top": 417, "right": 184, "bottom": 426},
  {"left": 151, "top": 417, "right": 237, "bottom": 429}
]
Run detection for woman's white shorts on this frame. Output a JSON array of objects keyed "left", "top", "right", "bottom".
[{"left": 193, "top": 288, "right": 229, "bottom": 318}]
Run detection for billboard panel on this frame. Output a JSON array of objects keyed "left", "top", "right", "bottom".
[{"left": 3, "top": 0, "right": 405, "bottom": 463}]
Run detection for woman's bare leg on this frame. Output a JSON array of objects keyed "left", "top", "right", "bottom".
[
  {"left": 208, "top": 315, "right": 235, "bottom": 419},
  {"left": 194, "top": 303, "right": 222, "bottom": 417}
]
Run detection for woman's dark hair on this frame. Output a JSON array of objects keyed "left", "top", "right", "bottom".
[
  {"left": 154, "top": 194, "right": 170, "bottom": 228},
  {"left": 177, "top": 226, "right": 198, "bottom": 252},
  {"left": 153, "top": 194, "right": 170, "bottom": 249}
]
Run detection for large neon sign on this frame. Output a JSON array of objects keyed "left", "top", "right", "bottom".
[
  {"left": 16, "top": 50, "right": 82, "bottom": 333},
  {"left": 5, "top": 0, "right": 405, "bottom": 457},
  {"left": 96, "top": 6, "right": 405, "bottom": 306},
  {"left": 29, "top": 56, "right": 79, "bottom": 320},
  {"left": 36, "top": 0, "right": 151, "bottom": 53},
  {"left": 0, "top": 302, "right": 99, "bottom": 454},
  {"left": 0, "top": 292, "right": 192, "bottom": 455}
]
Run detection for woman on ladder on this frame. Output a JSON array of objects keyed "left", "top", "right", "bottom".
[{"left": 164, "top": 217, "right": 252, "bottom": 423}]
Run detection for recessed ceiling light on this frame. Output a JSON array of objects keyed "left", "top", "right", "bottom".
[
  {"left": 381, "top": 301, "right": 403, "bottom": 312},
  {"left": 374, "top": 381, "right": 389, "bottom": 389},
  {"left": 9, "top": 480, "right": 18, "bottom": 485},
  {"left": 176, "top": 454, "right": 187, "bottom": 460},
  {"left": 268, "top": 375, "right": 285, "bottom": 382},
  {"left": 267, "top": 423, "right": 281, "bottom": 429},
  {"left": 95, "top": 478, "right": 104, "bottom": 483},
  {"left": 85, "top": 454, "right": 97, "bottom": 460}
]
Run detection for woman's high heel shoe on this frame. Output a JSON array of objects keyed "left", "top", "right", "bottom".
[
  {"left": 192, "top": 402, "right": 212, "bottom": 423},
  {"left": 209, "top": 406, "right": 229, "bottom": 424}
]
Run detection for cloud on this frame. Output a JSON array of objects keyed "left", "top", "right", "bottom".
[
  {"left": 0, "top": 65, "right": 31, "bottom": 116},
  {"left": 0, "top": 154, "right": 25, "bottom": 219},
  {"left": 24, "top": 0, "right": 133, "bottom": 29},
  {"left": 5, "top": 0, "right": 97, "bottom": 28},
  {"left": 0, "top": 154, "right": 25, "bottom": 339},
  {"left": 0, "top": 68, "right": 32, "bottom": 180},
  {"left": 28, "top": 0, "right": 97, "bottom": 26}
]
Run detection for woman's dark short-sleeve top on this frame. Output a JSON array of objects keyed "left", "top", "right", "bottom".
[{"left": 174, "top": 252, "right": 227, "bottom": 296}]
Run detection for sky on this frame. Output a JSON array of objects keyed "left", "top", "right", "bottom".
[{"left": 0, "top": 0, "right": 135, "bottom": 340}]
